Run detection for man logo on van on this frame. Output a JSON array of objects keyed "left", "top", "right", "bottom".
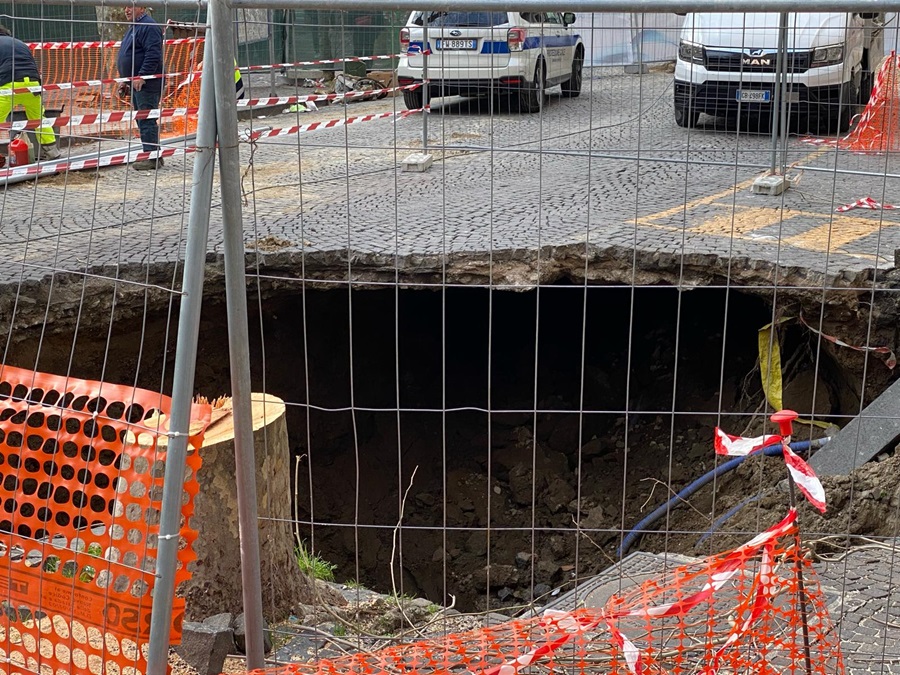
[{"left": 743, "top": 49, "right": 772, "bottom": 66}]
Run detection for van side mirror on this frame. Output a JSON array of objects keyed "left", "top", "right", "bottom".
[{"left": 562, "top": 12, "right": 575, "bottom": 25}]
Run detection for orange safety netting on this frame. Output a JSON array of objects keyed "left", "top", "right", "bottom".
[
  {"left": 160, "top": 40, "right": 203, "bottom": 138},
  {"left": 833, "top": 51, "right": 900, "bottom": 153},
  {"left": 33, "top": 40, "right": 202, "bottom": 139},
  {"left": 248, "top": 509, "right": 841, "bottom": 675},
  {"left": 0, "top": 365, "right": 211, "bottom": 675}
]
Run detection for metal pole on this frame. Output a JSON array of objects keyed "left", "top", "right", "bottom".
[
  {"left": 209, "top": 0, "right": 268, "bottom": 668},
  {"left": 145, "top": 52, "right": 219, "bottom": 675},
  {"left": 268, "top": 9, "right": 278, "bottom": 95},
  {"left": 769, "top": 12, "right": 787, "bottom": 175},
  {"left": 422, "top": 11, "right": 429, "bottom": 151}
]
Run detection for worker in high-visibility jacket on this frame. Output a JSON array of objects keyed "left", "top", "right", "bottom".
[
  {"left": 0, "top": 23, "right": 61, "bottom": 160},
  {"left": 177, "top": 59, "right": 244, "bottom": 100}
]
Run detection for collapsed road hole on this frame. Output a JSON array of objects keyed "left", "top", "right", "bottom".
[{"left": 3, "top": 284, "right": 881, "bottom": 611}]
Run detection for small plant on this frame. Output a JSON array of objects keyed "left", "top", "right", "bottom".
[
  {"left": 332, "top": 624, "right": 347, "bottom": 637},
  {"left": 294, "top": 541, "right": 336, "bottom": 582}
]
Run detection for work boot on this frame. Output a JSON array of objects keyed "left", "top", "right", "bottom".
[
  {"left": 133, "top": 157, "right": 164, "bottom": 171},
  {"left": 39, "top": 142, "right": 62, "bottom": 161}
]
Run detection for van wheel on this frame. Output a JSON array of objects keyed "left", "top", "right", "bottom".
[
  {"left": 403, "top": 87, "right": 424, "bottom": 110},
  {"left": 518, "top": 60, "right": 545, "bottom": 113},
  {"left": 561, "top": 48, "right": 583, "bottom": 98},
  {"left": 674, "top": 104, "right": 700, "bottom": 128}
]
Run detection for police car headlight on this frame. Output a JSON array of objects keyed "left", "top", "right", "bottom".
[
  {"left": 811, "top": 45, "right": 843, "bottom": 67},
  {"left": 678, "top": 40, "right": 704, "bottom": 65}
]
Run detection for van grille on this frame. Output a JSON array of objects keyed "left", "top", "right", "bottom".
[{"left": 705, "top": 49, "right": 810, "bottom": 73}]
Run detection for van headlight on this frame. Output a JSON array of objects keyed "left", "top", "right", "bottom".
[
  {"left": 811, "top": 45, "right": 843, "bottom": 67},
  {"left": 678, "top": 39, "right": 705, "bottom": 65}
]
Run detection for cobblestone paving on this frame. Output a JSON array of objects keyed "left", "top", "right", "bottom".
[{"left": 2, "top": 69, "right": 899, "bottom": 290}]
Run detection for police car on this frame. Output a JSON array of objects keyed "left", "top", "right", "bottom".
[{"left": 397, "top": 11, "right": 584, "bottom": 113}]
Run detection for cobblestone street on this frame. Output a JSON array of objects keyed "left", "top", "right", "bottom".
[{"left": 2, "top": 69, "right": 899, "bottom": 290}]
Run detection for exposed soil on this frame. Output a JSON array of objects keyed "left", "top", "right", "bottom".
[{"left": 3, "top": 282, "right": 898, "bottom": 614}]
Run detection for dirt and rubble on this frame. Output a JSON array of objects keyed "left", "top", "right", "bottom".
[{"left": 2, "top": 278, "right": 899, "bottom": 616}]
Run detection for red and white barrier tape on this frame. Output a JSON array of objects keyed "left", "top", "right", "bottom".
[
  {"left": 714, "top": 428, "right": 826, "bottom": 512},
  {"left": 1, "top": 83, "right": 423, "bottom": 132},
  {"left": 0, "top": 146, "right": 193, "bottom": 180},
  {"left": 243, "top": 107, "right": 425, "bottom": 141},
  {"left": 1, "top": 70, "right": 199, "bottom": 96},
  {"left": 2, "top": 106, "right": 198, "bottom": 131},
  {"left": 240, "top": 53, "right": 403, "bottom": 74},
  {"left": 835, "top": 195, "right": 898, "bottom": 212},
  {"left": 234, "top": 82, "right": 423, "bottom": 108},
  {"left": 26, "top": 37, "right": 203, "bottom": 50},
  {"left": 798, "top": 312, "right": 897, "bottom": 369}
]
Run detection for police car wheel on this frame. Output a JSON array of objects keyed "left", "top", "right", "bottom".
[
  {"left": 518, "top": 60, "right": 545, "bottom": 114},
  {"left": 561, "top": 49, "right": 583, "bottom": 98}
]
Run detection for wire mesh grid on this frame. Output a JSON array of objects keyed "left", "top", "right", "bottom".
[{"left": 2, "top": 3, "right": 900, "bottom": 675}]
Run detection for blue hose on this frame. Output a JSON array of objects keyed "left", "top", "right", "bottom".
[{"left": 616, "top": 438, "right": 826, "bottom": 558}]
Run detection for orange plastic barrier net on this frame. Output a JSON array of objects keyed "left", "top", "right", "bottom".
[
  {"left": 160, "top": 41, "right": 203, "bottom": 138},
  {"left": 247, "top": 509, "right": 842, "bottom": 675},
  {"left": 0, "top": 365, "right": 211, "bottom": 675},
  {"left": 834, "top": 51, "right": 900, "bottom": 153},
  {"left": 32, "top": 40, "right": 202, "bottom": 139}
]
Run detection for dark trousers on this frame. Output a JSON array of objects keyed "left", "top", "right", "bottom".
[{"left": 131, "top": 87, "right": 161, "bottom": 152}]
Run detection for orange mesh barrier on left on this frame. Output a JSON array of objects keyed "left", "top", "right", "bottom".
[
  {"left": 0, "top": 365, "right": 211, "bottom": 675},
  {"left": 245, "top": 510, "right": 842, "bottom": 675},
  {"left": 32, "top": 40, "right": 203, "bottom": 139}
]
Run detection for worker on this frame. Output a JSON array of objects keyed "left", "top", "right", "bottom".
[
  {"left": 176, "top": 60, "right": 244, "bottom": 100},
  {"left": 0, "top": 23, "right": 61, "bottom": 161},
  {"left": 117, "top": 5, "right": 164, "bottom": 171}
]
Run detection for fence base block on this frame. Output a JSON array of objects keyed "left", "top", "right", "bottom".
[{"left": 402, "top": 152, "right": 434, "bottom": 172}]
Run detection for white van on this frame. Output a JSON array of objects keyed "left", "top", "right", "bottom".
[{"left": 674, "top": 12, "right": 885, "bottom": 132}]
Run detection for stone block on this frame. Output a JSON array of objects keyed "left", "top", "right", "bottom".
[
  {"left": 233, "top": 613, "right": 273, "bottom": 655},
  {"left": 175, "top": 621, "right": 235, "bottom": 675}
]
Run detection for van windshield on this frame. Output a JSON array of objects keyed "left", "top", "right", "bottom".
[{"left": 411, "top": 11, "right": 510, "bottom": 27}]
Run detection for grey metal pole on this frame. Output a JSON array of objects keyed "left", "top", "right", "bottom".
[
  {"left": 209, "top": 0, "right": 268, "bottom": 668},
  {"left": 268, "top": 9, "right": 278, "bottom": 95},
  {"left": 145, "top": 51, "right": 219, "bottom": 675},
  {"left": 769, "top": 12, "right": 787, "bottom": 175},
  {"left": 422, "top": 12, "right": 429, "bottom": 151}
]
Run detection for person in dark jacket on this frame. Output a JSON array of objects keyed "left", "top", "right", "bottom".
[
  {"left": 0, "top": 24, "right": 61, "bottom": 161},
  {"left": 117, "top": 6, "right": 164, "bottom": 170}
]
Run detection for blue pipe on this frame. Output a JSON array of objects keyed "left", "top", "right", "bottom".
[
  {"left": 616, "top": 438, "right": 827, "bottom": 559},
  {"left": 694, "top": 494, "right": 760, "bottom": 549}
]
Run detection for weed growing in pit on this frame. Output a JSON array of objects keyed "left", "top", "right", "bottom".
[{"left": 295, "top": 541, "right": 337, "bottom": 581}]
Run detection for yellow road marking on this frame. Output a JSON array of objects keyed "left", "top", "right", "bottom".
[
  {"left": 634, "top": 175, "right": 761, "bottom": 226},
  {"left": 691, "top": 206, "right": 784, "bottom": 237},
  {"left": 782, "top": 214, "right": 898, "bottom": 252}
]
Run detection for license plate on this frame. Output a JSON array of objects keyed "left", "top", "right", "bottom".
[
  {"left": 436, "top": 39, "right": 476, "bottom": 50},
  {"left": 736, "top": 90, "right": 771, "bottom": 103}
]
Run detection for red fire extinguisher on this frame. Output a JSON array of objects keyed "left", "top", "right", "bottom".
[{"left": 9, "top": 136, "right": 31, "bottom": 167}]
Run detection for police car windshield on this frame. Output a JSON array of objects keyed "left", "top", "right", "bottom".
[{"left": 412, "top": 11, "right": 510, "bottom": 27}]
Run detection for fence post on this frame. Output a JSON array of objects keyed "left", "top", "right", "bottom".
[
  {"left": 209, "top": 0, "right": 269, "bottom": 668},
  {"left": 145, "top": 42, "right": 219, "bottom": 675}
]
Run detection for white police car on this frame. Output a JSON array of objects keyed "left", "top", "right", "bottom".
[{"left": 397, "top": 11, "right": 584, "bottom": 113}]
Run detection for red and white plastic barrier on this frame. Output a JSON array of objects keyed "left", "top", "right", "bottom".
[
  {"left": 243, "top": 108, "right": 425, "bottom": 141},
  {"left": 1, "top": 106, "right": 198, "bottom": 131},
  {"left": 0, "top": 146, "right": 193, "bottom": 180},
  {"left": 835, "top": 195, "right": 898, "bottom": 212}
]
